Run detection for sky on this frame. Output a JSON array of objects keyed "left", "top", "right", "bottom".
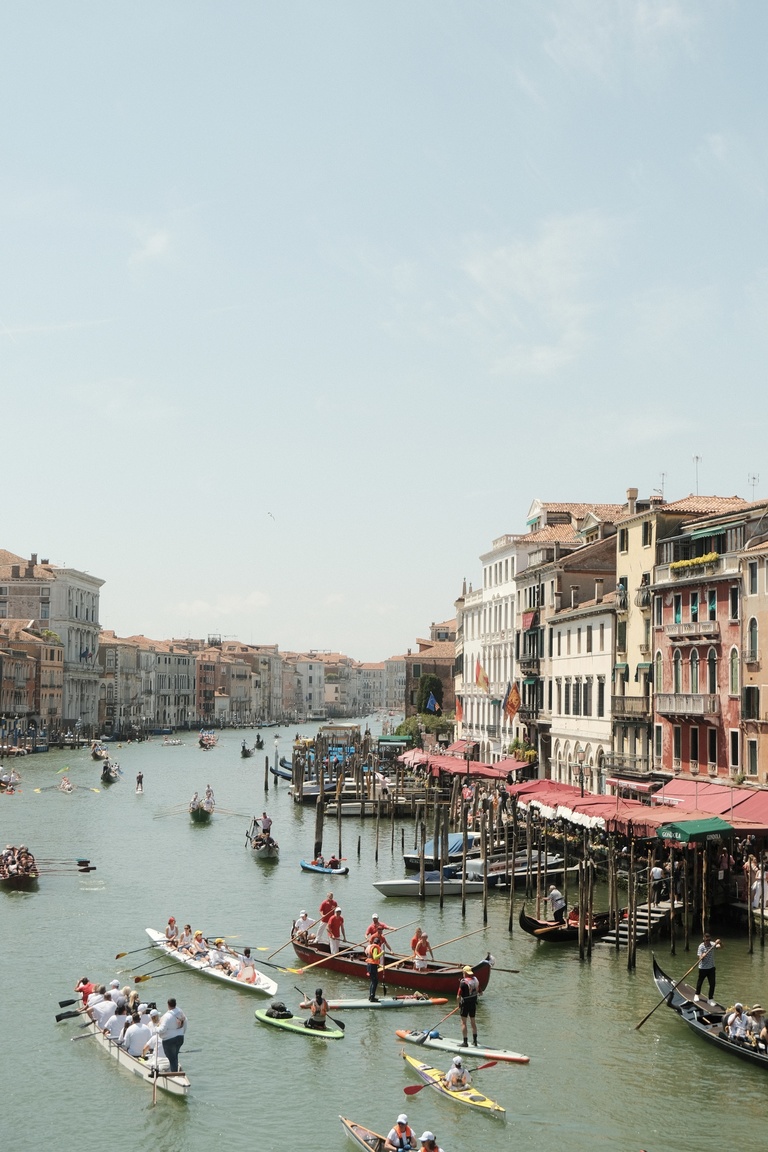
[{"left": 2, "top": 1, "right": 768, "bottom": 661}]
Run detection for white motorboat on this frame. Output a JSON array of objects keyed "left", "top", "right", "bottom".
[{"left": 373, "top": 877, "right": 485, "bottom": 898}]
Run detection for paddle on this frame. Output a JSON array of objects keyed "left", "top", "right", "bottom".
[
  {"left": 115, "top": 945, "right": 155, "bottom": 960},
  {"left": 55, "top": 1007, "right": 90, "bottom": 1022},
  {"left": 415, "top": 1005, "right": 459, "bottom": 1045},
  {"left": 135, "top": 964, "right": 210, "bottom": 984},
  {"left": 294, "top": 986, "right": 345, "bottom": 1031},
  {"left": 58, "top": 998, "right": 80, "bottom": 1008},
  {"left": 403, "top": 1060, "right": 498, "bottom": 1094},
  {"left": 635, "top": 945, "right": 718, "bottom": 1031},
  {"left": 267, "top": 933, "right": 301, "bottom": 962},
  {"left": 487, "top": 965, "right": 520, "bottom": 974}
]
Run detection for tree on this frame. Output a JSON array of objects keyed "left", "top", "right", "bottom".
[{"left": 416, "top": 674, "right": 443, "bottom": 715}]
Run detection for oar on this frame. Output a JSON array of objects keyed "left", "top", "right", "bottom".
[
  {"left": 430, "top": 926, "right": 488, "bottom": 952},
  {"left": 135, "top": 964, "right": 209, "bottom": 984},
  {"left": 134, "top": 964, "right": 185, "bottom": 983},
  {"left": 58, "top": 998, "right": 80, "bottom": 1008},
  {"left": 415, "top": 1005, "right": 459, "bottom": 1045},
  {"left": 55, "top": 1008, "right": 88, "bottom": 1022},
  {"left": 488, "top": 965, "right": 520, "bottom": 974},
  {"left": 115, "top": 945, "right": 155, "bottom": 960},
  {"left": 635, "top": 946, "right": 718, "bottom": 1030},
  {"left": 267, "top": 933, "right": 300, "bottom": 961},
  {"left": 292, "top": 940, "right": 367, "bottom": 976},
  {"left": 403, "top": 1060, "right": 498, "bottom": 1094},
  {"left": 294, "top": 986, "right": 345, "bottom": 1031}
]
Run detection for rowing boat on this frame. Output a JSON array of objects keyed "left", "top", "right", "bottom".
[
  {"left": 396, "top": 1028, "right": 529, "bottom": 1063},
  {"left": 300, "top": 859, "right": 349, "bottom": 875},
  {"left": 651, "top": 955, "right": 726, "bottom": 1019},
  {"left": 518, "top": 904, "right": 616, "bottom": 943},
  {"left": 78, "top": 1018, "right": 190, "bottom": 1096},
  {"left": 290, "top": 939, "right": 493, "bottom": 995},
  {"left": 254, "top": 1009, "right": 344, "bottom": 1039},
  {"left": 339, "top": 1115, "right": 386, "bottom": 1150},
  {"left": 401, "top": 1051, "right": 505, "bottom": 1114},
  {"left": 145, "top": 929, "right": 277, "bottom": 995},
  {"left": 300, "top": 994, "right": 448, "bottom": 1010}
]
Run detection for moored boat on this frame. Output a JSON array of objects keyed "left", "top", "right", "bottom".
[
  {"left": 339, "top": 1116, "right": 387, "bottom": 1150},
  {"left": 270, "top": 763, "right": 292, "bottom": 780},
  {"left": 402, "top": 1052, "right": 505, "bottom": 1114},
  {"left": 518, "top": 904, "right": 616, "bottom": 943},
  {"left": 79, "top": 1016, "right": 190, "bottom": 1096},
  {"left": 290, "top": 939, "right": 492, "bottom": 995},
  {"left": 300, "top": 994, "right": 448, "bottom": 1010},
  {"left": 396, "top": 1028, "right": 529, "bottom": 1063},
  {"left": 254, "top": 1008, "right": 344, "bottom": 1039},
  {"left": 300, "top": 858, "right": 349, "bottom": 876},
  {"left": 403, "top": 831, "right": 482, "bottom": 871},
  {"left": 373, "top": 874, "right": 485, "bottom": 898},
  {"left": 145, "top": 929, "right": 278, "bottom": 995}
]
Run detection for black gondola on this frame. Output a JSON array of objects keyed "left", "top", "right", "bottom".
[{"left": 518, "top": 903, "right": 615, "bottom": 943}]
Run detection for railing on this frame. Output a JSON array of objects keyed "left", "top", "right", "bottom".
[
  {"left": 634, "top": 586, "right": 652, "bottom": 609},
  {"left": 602, "top": 752, "right": 651, "bottom": 774},
  {"left": 518, "top": 654, "right": 540, "bottom": 673},
  {"left": 611, "top": 695, "right": 651, "bottom": 718},
  {"left": 655, "top": 693, "right": 720, "bottom": 717},
  {"left": 664, "top": 620, "right": 720, "bottom": 640}
]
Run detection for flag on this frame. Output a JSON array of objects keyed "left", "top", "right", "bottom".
[
  {"left": 455, "top": 697, "right": 463, "bottom": 724},
  {"left": 475, "top": 656, "right": 489, "bottom": 693},
  {"left": 504, "top": 681, "right": 521, "bottom": 721},
  {"left": 426, "top": 692, "right": 441, "bottom": 714}
]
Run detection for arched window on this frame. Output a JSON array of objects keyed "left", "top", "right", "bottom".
[
  {"left": 690, "top": 649, "right": 699, "bottom": 695},
  {"left": 655, "top": 650, "right": 663, "bottom": 693},
  {"left": 729, "top": 647, "right": 739, "bottom": 695},
  {"left": 748, "top": 617, "right": 758, "bottom": 662},
  {"left": 673, "top": 650, "right": 682, "bottom": 693},
  {"left": 707, "top": 648, "right": 718, "bottom": 695}
]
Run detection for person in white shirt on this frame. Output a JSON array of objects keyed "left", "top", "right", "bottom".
[
  {"left": 121, "top": 1014, "right": 153, "bottom": 1057},
  {"left": 294, "top": 910, "right": 316, "bottom": 941},
  {"left": 157, "top": 998, "right": 187, "bottom": 1071},
  {"left": 548, "top": 885, "right": 566, "bottom": 924},
  {"left": 384, "top": 1113, "right": 415, "bottom": 1150},
  {"left": 443, "top": 1055, "right": 470, "bottom": 1089},
  {"left": 138, "top": 1003, "right": 152, "bottom": 1027},
  {"left": 103, "top": 1004, "right": 129, "bottom": 1041},
  {"left": 108, "top": 979, "right": 127, "bottom": 1009},
  {"left": 89, "top": 993, "right": 116, "bottom": 1029},
  {"left": 727, "top": 1003, "right": 751, "bottom": 1043}
]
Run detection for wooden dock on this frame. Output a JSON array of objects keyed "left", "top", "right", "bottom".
[{"left": 598, "top": 902, "right": 671, "bottom": 948}]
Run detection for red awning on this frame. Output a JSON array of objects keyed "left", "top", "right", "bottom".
[
  {"left": 522, "top": 611, "right": 537, "bottom": 631},
  {"left": 606, "top": 777, "right": 660, "bottom": 794},
  {"left": 444, "top": 740, "right": 477, "bottom": 754},
  {"left": 427, "top": 756, "right": 510, "bottom": 780}
]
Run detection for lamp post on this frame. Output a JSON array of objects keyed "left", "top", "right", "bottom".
[
  {"left": 577, "top": 749, "right": 585, "bottom": 798},
  {"left": 274, "top": 734, "right": 279, "bottom": 773}
]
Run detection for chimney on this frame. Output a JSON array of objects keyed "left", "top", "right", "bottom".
[
  {"left": 11, "top": 565, "right": 19, "bottom": 578},
  {"left": 626, "top": 487, "right": 638, "bottom": 516},
  {"left": 570, "top": 585, "right": 579, "bottom": 609},
  {"left": 30, "top": 553, "right": 38, "bottom": 566},
  {"left": 554, "top": 590, "right": 562, "bottom": 612},
  {"left": 595, "top": 578, "right": 604, "bottom": 603}
]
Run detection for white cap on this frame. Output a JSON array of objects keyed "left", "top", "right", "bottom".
[
  {"left": 110, "top": 980, "right": 120, "bottom": 988},
  {"left": 150, "top": 1009, "right": 160, "bottom": 1018},
  {"left": 138, "top": 1004, "right": 148, "bottom": 1012},
  {"left": 452, "top": 1055, "right": 462, "bottom": 1066},
  {"left": 419, "top": 1134, "right": 435, "bottom": 1144},
  {"left": 300, "top": 910, "right": 307, "bottom": 916},
  {"left": 397, "top": 1114, "right": 408, "bottom": 1125},
  {"left": 372, "top": 913, "right": 379, "bottom": 919}
]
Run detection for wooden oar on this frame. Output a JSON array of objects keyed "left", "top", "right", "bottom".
[
  {"left": 292, "top": 940, "right": 365, "bottom": 975},
  {"left": 294, "top": 985, "right": 345, "bottom": 1031},
  {"left": 115, "top": 945, "right": 155, "bottom": 960},
  {"left": 488, "top": 964, "right": 520, "bottom": 974},
  {"left": 415, "top": 1005, "right": 459, "bottom": 1045},
  {"left": 267, "top": 933, "right": 299, "bottom": 961},
  {"left": 379, "top": 926, "right": 487, "bottom": 975},
  {"left": 55, "top": 1007, "right": 88, "bottom": 1022},
  {"left": 635, "top": 945, "right": 718, "bottom": 1030},
  {"left": 134, "top": 965, "right": 206, "bottom": 984},
  {"left": 403, "top": 1060, "right": 498, "bottom": 1094}
]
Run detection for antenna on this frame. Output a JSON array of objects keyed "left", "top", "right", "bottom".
[
  {"left": 692, "top": 455, "right": 702, "bottom": 496},
  {"left": 653, "top": 472, "right": 667, "bottom": 501},
  {"left": 748, "top": 473, "right": 760, "bottom": 500}
]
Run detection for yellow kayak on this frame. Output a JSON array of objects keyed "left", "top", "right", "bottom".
[{"left": 402, "top": 1052, "right": 505, "bottom": 1115}]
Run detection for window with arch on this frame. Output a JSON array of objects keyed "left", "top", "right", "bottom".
[
  {"left": 690, "top": 649, "right": 699, "bottom": 694},
  {"left": 673, "top": 649, "right": 682, "bottom": 693},
  {"left": 729, "top": 647, "right": 739, "bottom": 695},
  {"left": 747, "top": 617, "right": 758, "bottom": 662},
  {"left": 707, "top": 648, "right": 718, "bottom": 695},
  {"left": 654, "top": 650, "right": 663, "bottom": 692}
]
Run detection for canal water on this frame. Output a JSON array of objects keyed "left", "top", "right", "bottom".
[{"left": 3, "top": 722, "right": 767, "bottom": 1152}]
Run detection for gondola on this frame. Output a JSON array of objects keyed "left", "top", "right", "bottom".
[
  {"left": 652, "top": 957, "right": 766, "bottom": 1068},
  {"left": 651, "top": 954, "right": 726, "bottom": 1018},
  {"left": 270, "top": 763, "right": 292, "bottom": 781},
  {"left": 518, "top": 903, "right": 616, "bottom": 943},
  {"left": 100, "top": 761, "right": 120, "bottom": 785},
  {"left": 241, "top": 742, "right": 255, "bottom": 758}
]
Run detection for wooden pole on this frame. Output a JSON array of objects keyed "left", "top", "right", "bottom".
[
  {"left": 263, "top": 755, "right": 269, "bottom": 793},
  {"left": 669, "top": 845, "right": 676, "bottom": 957},
  {"left": 313, "top": 795, "right": 324, "bottom": 862},
  {"left": 683, "top": 849, "right": 690, "bottom": 953},
  {"left": 461, "top": 802, "right": 469, "bottom": 918},
  {"left": 418, "top": 820, "right": 426, "bottom": 899},
  {"left": 507, "top": 800, "right": 517, "bottom": 933},
  {"left": 482, "top": 814, "right": 488, "bottom": 925}
]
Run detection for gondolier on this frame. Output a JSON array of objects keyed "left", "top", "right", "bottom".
[
  {"left": 548, "top": 884, "right": 566, "bottom": 924},
  {"left": 694, "top": 932, "right": 721, "bottom": 1003},
  {"left": 458, "top": 964, "right": 481, "bottom": 1047}
]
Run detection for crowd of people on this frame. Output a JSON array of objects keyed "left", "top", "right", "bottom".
[
  {"left": 74, "top": 977, "right": 188, "bottom": 1073},
  {"left": 0, "top": 843, "right": 37, "bottom": 879}
]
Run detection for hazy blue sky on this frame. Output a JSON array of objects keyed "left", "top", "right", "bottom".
[{"left": 3, "top": 2, "right": 767, "bottom": 660}]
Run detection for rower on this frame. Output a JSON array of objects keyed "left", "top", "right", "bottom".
[
  {"left": 384, "top": 1113, "right": 415, "bottom": 1151},
  {"left": 365, "top": 913, "right": 393, "bottom": 946},
  {"left": 121, "top": 1012, "right": 152, "bottom": 1056},
  {"left": 74, "top": 976, "right": 96, "bottom": 1006},
  {"left": 260, "top": 811, "right": 272, "bottom": 834},
  {"left": 294, "top": 910, "right": 315, "bottom": 941},
  {"left": 305, "top": 988, "right": 329, "bottom": 1031},
  {"left": 413, "top": 931, "right": 434, "bottom": 970},
  {"left": 188, "top": 930, "right": 209, "bottom": 958},
  {"left": 327, "top": 854, "right": 340, "bottom": 870},
  {"left": 177, "top": 923, "right": 193, "bottom": 951},
  {"left": 443, "top": 1055, "right": 470, "bottom": 1089},
  {"left": 418, "top": 1133, "right": 445, "bottom": 1152},
  {"left": 315, "top": 891, "right": 337, "bottom": 944},
  {"left": 165, "top": 917, "right": 179, "bottom": 947}
]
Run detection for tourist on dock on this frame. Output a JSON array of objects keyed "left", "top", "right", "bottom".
[
  {"left": 384, "top": 1113, "right": 415, "bottom": 1150},
  {"left": 650, "top": 861, "right": 665, "bottom": 906},
  {"left": 693, "top": 931, "right": 721, "bottom": 1003},
  {"left": 548, "top": 884, "right": 566, "bottom": 924},
  {"left": 413, "top": 931, "right": 434, "bottom": 970},
  {"left": 444, "top": 1054, "right": 470, "bottom": 1088},
  {"left": 305, "top": 988, "right": 329, "bottom": 1030},
  {"left": 315, "top": 891, "right": 337, "bottom": 944},
  {"left": 157, "top": 997, "right": 187, "bottom": 1072},
  {"left": 418, "top": 1134, "right": 444, "bottom": 1152},
  {"left": 365, "top": 935, "right": 384, "bottom": 1002},
  {"left": 458, "top": 965, "right": 481, "bottom": 1047},
  {"left": 327, "top": 906, "right": 347, "bottom": 954}
]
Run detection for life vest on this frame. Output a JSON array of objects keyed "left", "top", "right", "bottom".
[
  {"left": 391, "top": 1124, "right": 414, "bottom": 1148},
  {"left": 366, "top": 943, "right": 382, "bottom": 964}
]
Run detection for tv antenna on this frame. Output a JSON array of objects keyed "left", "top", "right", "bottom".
[
  {"left": 748, "top": 473, "right": 760, "bottom": 500},
  {"left": 692, "top": 455, "right": 702, "bottom": 496}
]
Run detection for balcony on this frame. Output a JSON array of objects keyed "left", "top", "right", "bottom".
[
  {"left": 518, "top": 654, "right": 540, "bottom": 675},
  {"left": 517, "top": 704, "right": 539, "bottom": 721},
  {"left": 611, "top": 695, "right": 651, "bottom": 719},
  {"left": 664, "top": 620, "right": 720, "bottom": 642},
  {"left": 602, "top": 752, "right": 652, "bottom": 775},
  {"left": 634, "top": 586, "right": 652, "bottom": 609},
  {"left": 655, "top": 693, "right": 720, "bottom": 718}
]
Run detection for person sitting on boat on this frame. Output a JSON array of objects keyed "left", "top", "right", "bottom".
[
  {"left": 327, "top": 907, "right": 346, "bottom": 955},
  {"left": 548, "top": 884, "right": 566, "bottom": 924},
  {"left": 413, "top": 931, "right": 434, "bottom": 971},
  {"left": 187, "top": 930, "right": 209, "bottom": 959},
  {"left": 121, "top": 1012, "right": 153, "bottom": 1057},
  {"left": 313, "top": 853, "right": 326, "bottom": 868},
  {"left": 443, "top": 1055, "right": 470, "bottom": 1089},
  {"left": 458, "top": 965, "right": 481, "bottom": 1047},
  {"left": 726, "top": 1002, "right": 751, "bottom": 1044},
  {"left": 384, "top": 1113, "right": 415, "bottom": 1151},
  {"left": 294, "top": 910, "right": 316, "bottom": 941},
  {"left": 102, "top": 1002, "right": 130, "bottom": 1041},
  {"left": 138, "top": 1003, "right": 152, "bottom": 1026},
  {"left": 748, "top": 1004, "right": 765, "bottom": 1046},
  {"left": 177, "top": 923, "right": 193, "bottom": 951},
  {"left": 205, "top": 785, "right": 215, "bottom": 804},
  {"left": 190, "top": 791, "right": 200, "bottom": 810},
  {"left": 418, "top": 1133, "right": 445, "bottom": 1152},
  {"left": 165, "top": 917, "right": 179, "bottom": 947},
  {"left": 232, "top": 946, "right": 258, "bottom": 983},
  {"left": 327, "top": 854, "right": 341, "bottom": 870},
  {"left": 89, "top": 992, "right": 116, "bottom": 1028},
  {"left": 315, "top": 892, "right": 337, "bottom": 944},
  {"left": 208, "top": 938, "right": 236, "bottom": 974},
  {"left": 305, "top": 988, "right": 329, "bottom": 1030}
]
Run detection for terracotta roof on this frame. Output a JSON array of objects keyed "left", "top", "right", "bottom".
[
  {"left": 410, "top": 640, "right": 455, "bottom": 659},
  {"left": 540, "top": 502, "right": 625, "bottom": 519},
  {"left": 0, "top": 551, "right": 56, "bottom": 580},
  {"left": 519, "top": 524, "right": 581, "bottom": 544},
  {"left": 0, "top": 619, "right": 47, "bottom": 644},
  {"left": 551, "top": 590, "right": 618, "bottom": 619},
  {"left": 663, "top": 495, "right": 748, "bottom": 514}
]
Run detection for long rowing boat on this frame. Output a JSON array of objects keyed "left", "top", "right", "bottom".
[
  {"left": 254, "top": 1008, "right": 344, "bottom": 1039},
  {"left": 78, "top": 1017, "right": 190, "bottom": 1096},
  {"left": 290, "top": 939, "right": 493, "bottom": 995},
  {"left": 402, "top": 1051, "right": 505, "bottom": 1114},
  {"left": 339, "top": 1115, "right": 386, "bottom": 1150},
  {"left": 396, "top": 1028, "right": 529, "bottom": 1063},
  {"left": 300, "top": 994, "right": 447, "bottom": 1010},
  {"left": 145, "top": 929, "right": 277, "bottom": 995}
]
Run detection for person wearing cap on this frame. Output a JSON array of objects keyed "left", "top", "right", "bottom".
[
  {"left": 164, "top": 917, "right": 179, "bottom": 947},
  {"left": 294, "top": 909, "right": 316, "bottom": 942},
  {"left": 693, "top": 931, "right": 721, "bottom": 1003},
  {"left": 208, "top": 938, "right": 235, "bottom": 973},
  {"left": 726, "top": 1002, "right": 750, "bottom": 1043},
  {"left": 138, "top": 1003, "right": 151, "bottom": 1026},
  {"left": 457, "top": 964, "right": 481, "bottom": 1047},
  {"left": 548, "top": 884, "right": 566, "bottom": 924},
  {"left": 327, "top": 906, "right": 346, "bottom": 954},
  {"left": 418, "top": 1133, "right": 444, "bottom": 1152},
  {"left": 157, "top": 997, "right": 187, "bottom": 1072},
  {"left": 142, "top": 1011, "right": 168, "bottom": 1064},
  {"left": 121, "top": 1011, "right": 152, "bottom": 1057},
  {"left": 444, "top": 1053, "right": 470, "bottom": 1089},
  {"left": 305, "top": 988, "right": 329, "bottom": 1031},
  {"left": 384, "top": 1112, "right": 415, "bottom": 1150},
  {"left": 109, "top": 980, "right": 127, "bottom": 1010},
  {"left": 365, "top": 913, "right": 393, "bottom": 944},
  {"left": 188, "top": 930, "right": 209, "bottom": 960}
]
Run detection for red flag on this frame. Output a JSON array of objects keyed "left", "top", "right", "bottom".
[
  {"left": 475, "top": 657, "right": 489, "bottom": 694},
  {"left": 505, "top": 682, "right": 520, "bottom": 721},
  {"left": 455, "top": 697, "right": 463, "bottom": 723}
]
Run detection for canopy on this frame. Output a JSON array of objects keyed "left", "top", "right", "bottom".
[
  {"left": 656, "top": 816, "right": 734, "bottom": 843},
  {"left": 428, "top": 755, "right": 510, "bottom": 780}
]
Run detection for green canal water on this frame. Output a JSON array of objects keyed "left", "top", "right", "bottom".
[{"left": 3, "top": 723, "right": 767, "bottom": 1152}]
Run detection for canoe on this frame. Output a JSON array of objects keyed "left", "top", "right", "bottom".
[
  {"left": 651, "top": 955, "right": 726, "bottom": 1019},
  {"left": 518, "top": 904, "right": 616, "bottom": 943},
  {"left": 374, "top": 877, "right": 485, "bottom": 898},
  {"left": 339, "top": 1116, "right": 386, "bottom": 1150},
  {"left": 79, "top": 1017, "right": 190, "bottom": 1096},
  {"left": 652, "top": 957, "right": 767, "bottom": 1068},
  {"left": 290, "top": 939, "right": 492, "bottom": 996},
  {"left": 401, "top": 1052, "right": 505, "bottom": 1114},
  {"left": 145, "top": 929, "right": 278, "bottom": 995},
  {"left": 254, "top": 1009, "right": 344, "bottom": 1039},
  {"left": 300, "top": 995, "right": 448, "bottom": 1010},
  {"left": 300, "top": 859, "right": 349, "bottom": 876},
  {"left": 396, "top": 1028, "right": 529, "bottom": 1064}
]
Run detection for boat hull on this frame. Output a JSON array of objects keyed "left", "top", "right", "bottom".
[
  {"left": 0, "top": 871, "right": 39, "bottom": 891},
  {"left": 396, "top": 1028, "right": 529, "bottom": 1064},
  {"left": 651, "top": 955, "right": 725, "bottom": 1018},
  {"left": 402, "top": 1052, "right": 505, "bottom": 1114},
  {"left": 81, "top": 1018, "right": 190, "bottom": 1095},
  {"left": 290, "top": 940, "right": 492, "bottom": 995},
  {"left": 518, "top": 904, "right": 615, "bottom": 943},
  {"left": 339, "top": 1116, "right": 386, "bottom": 1151},
  {"left": 374, "top": 879, "right": 484, "bottom": 897},
  {"left": 145, "top": 929, "right": 277, "bottom": 995},
  {"left": 254, "top": 1009, "right": 344, "bottom": 1039},
  {"left": 189, "top": 806, "right": 212, "bottom": 823},
  {"left": 300, "top": 859, "right": 349, "bottom": 875}
]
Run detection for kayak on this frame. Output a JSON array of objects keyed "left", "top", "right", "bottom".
[
  {"left": 339, "top": 1115, "right": 386, "bottom": 1150},
  {"left": 300, "top": 995, "right": 448, "bottom": 1010},
  {"left": 402, "top": 1052, "right": 506, "bottom": 1115},
  {"left": 300, "top": 859, "right": 349, "bottom": 875},
  {"left": 396, "top": 1028, "right": 529, "bottom": 1064},
  {"left": 254, "top": 1009, "right": 344, "bottom": 1040}
]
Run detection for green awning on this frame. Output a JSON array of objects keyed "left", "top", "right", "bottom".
[
  {"left": 636, "top": 662, "right": 651, "bottom": 670},
  {"left": 689, "top": 525, "right": 729, "bottom": 540},
  {"left": 614, "top": 663, "right": 628, "bottom": 672},
  {"left": 656, "top": 816, "right": 734, "bottom": 844},
  {"left": 522, "top": 677, "right": 537, "bottom": 686}
]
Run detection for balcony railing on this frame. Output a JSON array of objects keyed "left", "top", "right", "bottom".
[
  {"left": 518, "top": 654, "right": 540, "bottom": 674},
  {"left": 602, "top": 752, "right": 652, "bottom": 774},
  {"left": 611, "top": 695, "right": 651, "bottom": 718},
  {"left": 664, "top": 620, "right": 720, "bottom": 641},
  {"left": 655, "top": 693, "right": 720, "bottom": 717}
]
